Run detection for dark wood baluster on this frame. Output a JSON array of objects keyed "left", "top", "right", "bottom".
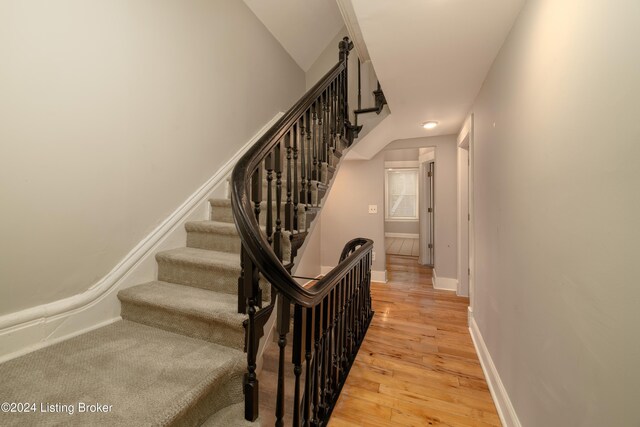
[
  {"left": 343, "top": 271, "right": 350, "bottom": 363},
  {"left": 326, "top": 288, "right": 336, "bottom": 402},
  {"left": 356, "top": 259, "right": 363, "bottom": 345},
  {"left": 333, "top": 78, "right": 338, "bottom": 150},
  {"left": 305, "top": 109, "right": 313, "bottom": 210},
  {"left": 335, "top": 75, "right": 340, "bottom": 143},
  {"left": 300, "top": 114, "right": 307, "bottom": 208},
  {"left": 274, "top": 141, "right": 283, "bottom": 261},
  {"left": 243, "top": 246, "right": 260, "bottom": 421},
  {"left": 330, "top": 84, "right": 334, "bottom": 155},
  {"left": 341, "top": 276, "right": 349, "bottom": 378},
  {"left": 316, "top": 100, "right": 323, "bottom": 185},
  {"left": 311, "top": 299, "right": 323, "bottom": 426},
  {"left": 337, "top": 72, "right": 343, "bottom": 140},
  {"left": 284, "top": 132, "right": 293, "bottom": 232},
  {"left": 265, "top": 153, "right": 274, "bottom": 248},
  {"left": 312, "top": 103, "right": 318, "bottom": 183},
  {"left": 352, "top": 268, "right": 358, "bottom": 356},
  {"left": 275, "top": 295, "right": 290, "bottom": 427},
  {"left": 303, "top": 306, "right": 315, "bottom": 426},
  {"left": 293, "top": 122, "right": 300, "bottom": 232},
  {"left": 318, "top": 293, "right": 330, "bottom": 419},
  {"left": 347, "top": 269, "right": 353, "bottom": 360},
  {"left": 323, "top": 89, "right": 329, "bottom": 166},
  {"left": 334, "top": 280, "right": 344, "bottom": 387},
  {"left": 292, "top": 304, "right": 304, "bottom": 426},
  {"left": 316, "top": 97, "right": 323, "bottom": 187}
]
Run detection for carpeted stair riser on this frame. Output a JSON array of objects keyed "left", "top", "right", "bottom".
[
  {"left": 156, "top": 248, "right": 271, "bottom": 300},
  {"left": 210, "top": 199, "right": 308, "bottom": 231},
  {"left": 186, "top": 220, "right": 292, "bottom": 263},
  {"left": 156, "top": 248, "right": 239, "bottom": 295},
  {"left": 119, "top": 281, "right": 246, "bottom": 350}
]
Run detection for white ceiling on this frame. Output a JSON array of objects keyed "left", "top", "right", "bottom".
[
  {"left": 243, "top": 0, "right": 345, "bottom": 71},
  {"left": 347, "top": 0, "right": 525, "bottom": 159}
]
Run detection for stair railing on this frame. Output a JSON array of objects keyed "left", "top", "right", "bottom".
[{"left": 231, "top": 37, "right": 374, "bottom": 425}]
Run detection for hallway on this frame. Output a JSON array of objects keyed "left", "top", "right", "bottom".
[{"left": 329, "top": 255, "right": 500, "bottom": 426}]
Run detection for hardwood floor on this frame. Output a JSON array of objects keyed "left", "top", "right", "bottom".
[
  {"left": 385, "top": 237, "right": 420, "bottom": 257},
  {"left": 328, "top": 255, "right": 500, "bottom": 427}
]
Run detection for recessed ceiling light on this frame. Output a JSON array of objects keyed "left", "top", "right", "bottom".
[{"left": 422, "top": 121, "right": 438, "bottom": 129}]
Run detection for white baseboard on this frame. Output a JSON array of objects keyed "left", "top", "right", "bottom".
[
  {"left": 432, "top": 269, "right": 458, "bottom": 291},
  {"left": 321, "top": 266, "right": 387, "bottom": 283},
  {"left": 469, "top": 313, "right": 521, "bottom": 427},
  {"left": 0, "top": 113, "right": 284, "bottom": 363},
  {"left": 384, "top": 232, "right": 419, "bottom": 239}
]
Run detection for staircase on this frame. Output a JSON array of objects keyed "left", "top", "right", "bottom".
[{"left": 0, "top": 37, "right": 380, "bottom": 427}]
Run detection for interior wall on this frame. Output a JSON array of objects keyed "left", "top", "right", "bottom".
[
  {"left": 320, "top": 155, "right": 386, "bottom": 274},
  {"left": 306, "top": 27, "right": 347, "bottom": 90},
  {"left": 469, "top": 1, "right": 640, "bottom": 425},
  {"left": 385, "top": 135, "right": 458, "bottom": 280},
  {"left": 0, "top": 0, "right": 305, "bottom": 317}
]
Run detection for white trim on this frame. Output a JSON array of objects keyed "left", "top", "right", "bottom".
[
  {"left": 458, "top": 115, "right": 472, "bottom": 148},
  {"left": 321, "top": 266, "right": 387, "bottom": 283},
  {"left": 335, "top": 0, "right": 370, "bottom": 62},
  {"left": 371, "top": 270, "right": 387, "bottom": 283},
  {"left": 0, "top": 113, "right": 284, "bottom": 362},
  {"left": 469, "top": 315, "right": 522, "bottom": 427},
  {"left": 432, "top": 269, "right": 457, "bottom": 291},
  {"left": 384, "top": 232, "right": 419, "bottom": 239}
]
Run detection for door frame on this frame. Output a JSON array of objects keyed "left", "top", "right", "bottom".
[{"left": 457, "top": 114, "right": 475, "bottom": 304}]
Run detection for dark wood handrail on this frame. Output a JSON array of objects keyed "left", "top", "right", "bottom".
[
  {"left": 231, "top": 59, "right": 354, "bottom": 308},
  {"left": 230, "top": 37, "right": 376, "bottom": 424}
]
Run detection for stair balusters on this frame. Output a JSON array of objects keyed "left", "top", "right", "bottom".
[{"left": 231, "top": 37, "right": 376, "bottom": 426}]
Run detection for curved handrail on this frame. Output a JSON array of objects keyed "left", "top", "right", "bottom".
[{"left": 231, "top": 50, "right": 364, "bottom": 308}]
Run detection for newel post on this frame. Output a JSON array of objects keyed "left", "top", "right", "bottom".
[{"left": 338, "top": 37, "right": 360, "bottom": 144}]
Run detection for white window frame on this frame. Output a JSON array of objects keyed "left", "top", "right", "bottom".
[{"left": 384, "top": 167, "right": 419, "bottom": 221}]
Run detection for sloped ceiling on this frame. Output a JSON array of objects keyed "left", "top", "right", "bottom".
[
  {"left": 346, "top": 0, "right": 525, "bottom": 159},
  {"left": 243, "top": 0, "right": 344, "bottom": 71}
]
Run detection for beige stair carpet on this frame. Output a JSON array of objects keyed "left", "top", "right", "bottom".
[{"left": 0, "top": 154, "right": 337, "bottom": 426}]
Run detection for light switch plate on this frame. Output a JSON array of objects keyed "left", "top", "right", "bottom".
[{"left": 368, "top": 205, "right": 378, "bottom": 214}]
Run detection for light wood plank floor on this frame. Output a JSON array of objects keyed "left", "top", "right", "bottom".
[
  {"left": 385, "top": 237, "right": 420, "bottom": 257},
  {"left": 328, "top": 255, "right": 501, "bottom": 427}
]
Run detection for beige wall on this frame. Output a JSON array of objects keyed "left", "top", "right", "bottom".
[
  {"left": 306, "top": 27, "right": 347, "bottom": 90},
  {"left": 0, "top": 0, "right": 304, "bottom": 317},
  {"left": 469, "top": 1, "right": 640, "bottom": 425},
  {"left": 386, "top": 135, "right": 458, "bottom": 280},
  {"left": 320, "top": 155, "right": 386, "bottom": 274}
]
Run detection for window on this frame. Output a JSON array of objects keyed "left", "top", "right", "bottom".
[{"left": 385, "top": 168, "right": 419, "bottom": 220}]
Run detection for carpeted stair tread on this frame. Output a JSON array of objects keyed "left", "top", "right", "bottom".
[
  {"left": 0, "top": 320, "right": 244, "bottom": 427},
  {"left": 118, "top": 281, "right": 246, "bottom": 349},
  {"left": 119, "top": 281, "right": 243, "bottom": 324}
]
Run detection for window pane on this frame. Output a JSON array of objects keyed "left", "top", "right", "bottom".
[{"left": 387, "top": 169, "right": 418, "bottom": 219}]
